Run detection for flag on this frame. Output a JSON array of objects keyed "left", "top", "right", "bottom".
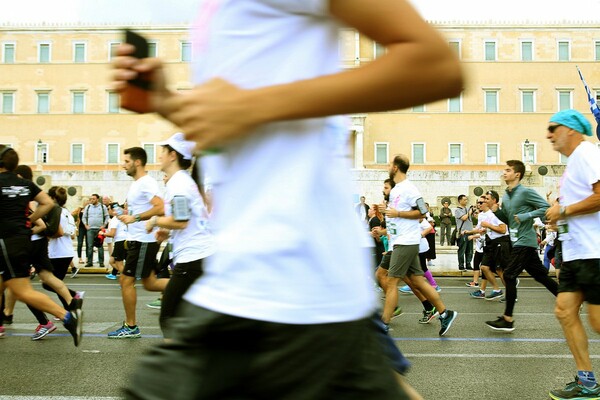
[{"left": 576, "top": 65, "right": 600, "bottom": 139}]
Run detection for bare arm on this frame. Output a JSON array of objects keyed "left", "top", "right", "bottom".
[
  {"left": 546, "top": 181, "right": 600, "bottom": 224},
  {"left": 29, "top": 192, "right": 53, "bottom": 223}
]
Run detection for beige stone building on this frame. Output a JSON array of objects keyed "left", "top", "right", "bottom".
[{"left": 1, "top": 22, "right": 599, "bottom": 210}]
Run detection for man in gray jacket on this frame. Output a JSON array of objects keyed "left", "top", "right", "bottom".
[{"left": 82, "top": 193, "right": 109, "bottom": 267}]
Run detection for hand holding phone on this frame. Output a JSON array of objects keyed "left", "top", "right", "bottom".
[{"left": 120, "top": 29, "right": 152, "bottom": 113}]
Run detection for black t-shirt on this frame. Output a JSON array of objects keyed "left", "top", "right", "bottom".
[{"left": 0, "top": 171, "right": 42, "bottom": 238}]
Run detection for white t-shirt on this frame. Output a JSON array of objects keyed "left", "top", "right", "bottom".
[
  {"left": 558, "top": 141, "right": 600, "bottom": 261},
  {"left": 164, "top": 170, "right": 215, "bottom": 264},
  {"left": 480, "top": 209, "right": 508, "bottom": 241},
  {"left": 126, "top": 174, "right": 161, "bottom": 243},
  {"left": 48, "top": 208, "right": 76, "bottom": 259},
  {"left": 108, "top": 216, "right": 127, "bottom": 243},
  {"left": 184, "top": 1, "right": 375, "bottom": 324},
  {"left": 386, "top": 179, "right": 422, "bottom": 246}
]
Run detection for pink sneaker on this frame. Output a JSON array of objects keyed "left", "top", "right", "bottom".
[{"left": 32, "top": 321, "right": 57, "bottom": 341}]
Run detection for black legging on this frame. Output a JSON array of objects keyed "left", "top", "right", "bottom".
[
  {"left": 44, "top": 257, "right": 77, "bottom": 309},
  {"left": 160, "top": 258, "right": 205, "bottom": 338}
]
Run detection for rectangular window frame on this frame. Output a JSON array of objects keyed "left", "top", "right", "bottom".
[
  {"left": 448, "top": 94, "right": 462, "bottom": 112},
  {"left": 2, "top": 42, "right": 15, "bottom": 63},
  {"left": 448, "top": 40, "right": 461, "bottom": 59},
  {"left": 522, "top": 141, "right": 537, "bottom": 165},
  {"left": 485, "top": 143, "right": 500, "bottom": 165},
  {"left": 520, "top": 40, "right": 534, "bottom": 61},
  {"left": 143, "top": 143, "right": 157, "bottom": 164},
  {"left": 71, "top": 143, "right": 84, "bottom": 164},
  {"left": 1, "top": 91, "right": 15, "bottom": 114},
  {"left": 181, "top": 41, "right": 192, "bottom": 62},
  {"left": 411, "top": 143, "right": 426, "bottom": 164},
  {"left": 558, "top": 40, "right": 571, "bottom": 61},
  {"left": 521, "top": 90, "right": 536, "bottom": 113},
  {"left": 108, "top": 41, "right": 121, "bottom": 61},
  {"left": 448, "top": 143, "right": 463, "bottom": 165},
  {"left": 106, "top": 143, "right": 120, "bottom": 164},
  {"left": 484, "top": 89, "right": 499, "bottom": 113},
  {"left": 107, "top": 91, "right": 120, "bottom": 113},
  {"left": 72, "top": 91, "right": 86, "bottom": 114},
  {"left": 557, "top": 90, "right": 573, "bottom": 111},
  {"left": 484, "top": 40, "right": 497, "bottom": 61},
  {"left": 36, "top": 91, "right": 50, "bottom": 114},
  {"left": 73, "top": 41, "right": 87, "bottom": 63},
  {"left": 38, "top": 42, "right": 51, "bottom": 63},
  {"left": 35, "top": 142, "right": 49, "bottom": 164},
  {"left": 374, "top": 142, "right": 389, "bottom": 165}
]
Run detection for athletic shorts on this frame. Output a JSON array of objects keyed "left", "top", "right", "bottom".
[
  {"left": 112, "top": 240, "right": 127, "bottom": 262},
  {"left": 123, "top": 241, "right": 160, "bottom": 279},
  {"left": 481, "top": 237, "right": 511, "bottom": 271},
  {"left": 30, "top": 237, "right": 54, "bottom": 273},
  {"left": 388, "top": 244, "right": 422, "bottom": 278},
  {"left": 124, "top": 302, "right": 407, "bottom": 400},
  {"left": 0, "top": 236, "right": 32, "bottom": 281},
  {"left": 558, "top": 259, "right": 600, "bottom": 305},
  {"left": 378, "top": 251, "right": 392, "bottom": 271}
]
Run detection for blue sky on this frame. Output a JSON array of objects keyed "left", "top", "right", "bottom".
[{"left": 2, "top": 0, "right": 600, "bottom": 24}]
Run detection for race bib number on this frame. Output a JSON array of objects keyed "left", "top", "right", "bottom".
[
  {"left": 557, "top": 220, "right": 570, "bottom": 241},
  {"left": 509, "top": 228, "right": 518, "bottom": 243}
]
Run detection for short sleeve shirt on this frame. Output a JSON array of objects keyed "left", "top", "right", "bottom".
[
  {"left": 0, "top": 172, "right": 41, "bottom": 238},
  {"left": 126, "top": 175, "right": 161, "bottom": 242}
]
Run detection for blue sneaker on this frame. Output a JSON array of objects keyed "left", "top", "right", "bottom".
[
  {"left": 439, "top": 310, "right": 458, "bottom": 336},
  {"left": 108, "top": 323, "right": 141, "bottom": 339},
  {"left": 105, "top": 274, "right": 117, "bottom": 280},
  {"left": 434, "top": 285, "right": 441, "bottom": 293},
  {"left": 485, "top": 290, "right": 503, "bottom": 301},
  {"left": 470, "top": 290, "right": 485, "bottom": 299},
  {"left": 399, "top": 285, "right": 413, "bottom": 294},
  {"left": 549, "top": 377, "right": 600, "bottom": 400}
]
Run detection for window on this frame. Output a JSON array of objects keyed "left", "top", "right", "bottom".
[
  {"left": 71, "top": 144, "right": 84, "bottom": 164},
  {"left": 107, "top": 144, "right": 120, "bottom": 164},
  {"left": 412, "top": 104, "right": 425, "bottom": 112},
  {"left": 522, "top": 141, "right": 536, "bottom": 164},
  {"left": 181, "top": 42, "right": 191, "bottom": 62},
  {"left": 374, "top": 42, "right": 386, "bottom": 58},
  {"left": 109, "top": 42, "right": 120, "bottom": 60},
  {"left": 595, "top": 41, "right": 600, "bottom": 61},
  {"left": 148, "top": 42, "right": 158, "bottom": 58},
  {"left": 485, "top": 90, "right": 498, "bottom": 112},
  {"left": 1, "top": 92, "right": 15, "bottom": 113},
  {"left": 559, "top": 153, "right": 568, "bottom": 164},
  {"left": 36, "top": 142, "right": 48, "bottom": 163},
  {"left": 2, "top": 43, "right": 15, "bottom": 63},
  {"left": 521, "top": 41, "right": 533, "bottom": 61},
  {"left": 484, "top": 41, "right": 496, "bottom": 61},
  {"left": 107, "top": 91, "right": 120, "bottom": 113},
  {"left": 448, "top": 95, "right": 462, "bottom": 112},
  {"left": 558, "top": 41, "right": 570, "bottom": 61},
  {"left": 375, "top": 142, "right": 388, "bottom": 164},
  {"left": 449, "top": 41, "right": 461, "bottom": 58},
  {"left": 521, "top": 90, "right": 535, "bottom": 112},
  {"left": 73, "top": 42, "right": 86, "bottom": 63},
  {"left": 558, "top": 90, "right": 572, "bottom": 111},
  {"left": 449, "top": 144, "right": 462, "bottom": 164},
  {"left": 37, "top": 92, "right": 50, "bottom": 113},
  {"left": 143, "top": 143, "right": 156, "bottom": 164},
  {"left": 486, "top": 143, "right": 499, "bottom": 164},
  {"left": 412, "top": 143, "right": 425, "bottom": 164},
  {"left": 72, "top": 91, "right": 85, "bottom": 113},
  {"left": 38, "top": 43, "right": 51, "bottom": 63}
]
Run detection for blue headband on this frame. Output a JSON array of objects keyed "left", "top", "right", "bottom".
[{"left": 549, "top": 109, "right": 593, "bottom": 136}]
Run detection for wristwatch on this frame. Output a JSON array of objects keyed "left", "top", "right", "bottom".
[{"left": 134, "top": 214, "right": 141, "bottom": 222}]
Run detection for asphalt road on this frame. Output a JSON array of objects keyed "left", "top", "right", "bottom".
[{"left": 0, "top": 276, "right": 597, "bottom": 400}]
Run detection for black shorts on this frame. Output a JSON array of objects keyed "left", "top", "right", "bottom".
[
  {"left": 0, "top": 236, "right": 32, "bottom": 281},
  {"left": 123, "top": 241, "right": 160, "bottom": 279},
  {"left": 378, "top": 251, "right": 392, "bottom": 271},
  {"left": 481, "top": 237, "right": 511, "bottom": 271},
  {"left": 124, "top": 302, "right": 406, "bottom": 400},
  {"left": 558, "top": 259, "right": 600, "bottom": 305},
  {"left": 30, "top": 237, "right": 54, "bottom": 273},
  {"left": 112, "top": 241, "right": 127, "bottom": 262}
]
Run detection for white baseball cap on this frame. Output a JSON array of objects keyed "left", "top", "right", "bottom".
[{"left": 158, "top": 132, "right": 196, "bottom": 160}]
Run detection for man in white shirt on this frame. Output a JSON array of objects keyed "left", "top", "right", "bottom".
[
  {"left": 545, "top": 109, "right": 600, "bottom": 399},
  {"left": 382, "top": 154, "right": 458, "bottom": 336},
  {"left": 108, "top": 147, "right": 167, "bottom": 339},
  {"left": 112, "top": 1, "right": 463, "bottom": 398}
]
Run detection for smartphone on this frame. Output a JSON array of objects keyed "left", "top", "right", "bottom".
[
  {"left": 415, "top": 197, "right": 428, "bottom": 215},
  {"left": 120, "top": 29, "right": 152, "bottom": 113},
  {"left": 172, "top": 196, "right": 191, "bottom": 221}
]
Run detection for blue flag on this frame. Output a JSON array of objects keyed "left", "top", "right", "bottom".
[{"left": 576, "top": 65, "right": 600, "bottom": 139}]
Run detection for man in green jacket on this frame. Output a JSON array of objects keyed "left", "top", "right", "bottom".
[{"left": 486, "top": 160, "right": 558, "bottom": 332}]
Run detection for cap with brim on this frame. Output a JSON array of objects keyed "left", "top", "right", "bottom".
[
  {"left": 158, "top": 132, "right": 196, "bottom": 160},
  {"left": 549, "top": 109, "right": 593, "bottom": 136}
]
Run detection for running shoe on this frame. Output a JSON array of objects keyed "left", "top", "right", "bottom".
[
  {"left": 105, "top": 274, "right": 118, "bottom": 280},
  {"left": 470, "top": 290, "right": 485, "bottom": 299},
  {"left": 485, "top": 290, "right": 503, "bottom": 301},
  {"left": 2, "top": 313, "right": 13, "bottom": 325},
  {"left": 418, "top": 307, "right": 438, "bottom": 324},
  {"left": 0, "top": 325, "right": 4, "bottom": 338},
  {"left": 391, "top": 307, "right": 403, "bottom": 320},
  {"left": 63, "top": 309, "right": 83, "bottom": 347},
  {"left": 32, "top": 321, "right": 57, "bottom": 341},
  {"left": 549, "top": 377, "right": 600, "bottom": 400},
  {"left": 70, "top": 267, "right": 79, "bottom": 278},
  {"left": 146, "top": 299, "right": 162, "bottom": 309},
  {"left": 485, "top": 316, "right": 514, "bottom": 333},
  {"left": 399, "top": 285, "right": 413, "bottom": 294},
  {"left": 465, "top": 281, "right": 479, "bottom": 287},
  {"left": 434, "top": 285, "right": 442, "bottom": 293},
  {"left": 438, "top": 310, "right": 458, "bottom": 336},
  {"left": 108, "top": 323, "right": 141, "bottom": 339}
]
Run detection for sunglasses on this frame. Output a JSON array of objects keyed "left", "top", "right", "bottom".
[{"left": 548, "top": 124, "right": 563, "bottom": 133}]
